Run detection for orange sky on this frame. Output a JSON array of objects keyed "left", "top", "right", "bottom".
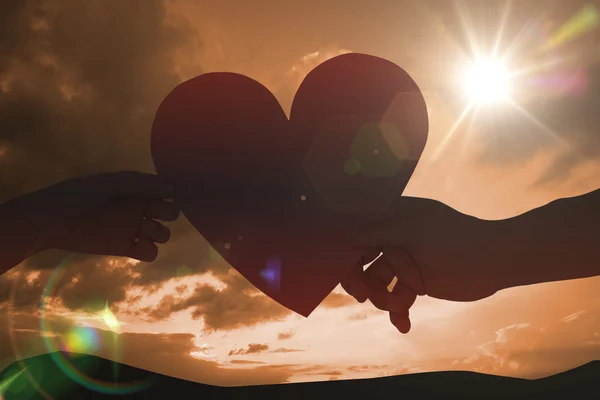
[{"left": 1, "top": 0, "right": 600, "bottom": 388}]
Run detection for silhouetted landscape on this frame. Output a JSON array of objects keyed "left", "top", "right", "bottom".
[{"left": 1, "top": 352, "right": 598, "bottom": 399}]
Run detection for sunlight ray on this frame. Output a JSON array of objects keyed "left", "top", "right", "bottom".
[
  {"left": 459, "top": 105, "right": 480, "bottom": 158},
  {"left": 493, "top": 0, "right": 513, "bottom": 58},
  {"left": 432, "top": 101, "right": 475, "bottom": 162},
  {"left": 454, "top": 0, "right": 480, "bottom": 58},
  {"left": 423, "top": 3, "right": 468, "bottom": 57},
  {"left": 508, "top": 57, "right": 565, "bottom": 79},
  {"left": 505, "top": 99, "right": 577, "bottom": 155},
  {"left": 502, "top": 7, "right": 546, "bottom": 61}
]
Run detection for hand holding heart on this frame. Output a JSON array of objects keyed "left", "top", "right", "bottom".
[
  {"left": 341, "top": 196, "right": 503, "bottom": 333},
  {"left": 151, "top": 52, "right": 429, "bottom": 319}
]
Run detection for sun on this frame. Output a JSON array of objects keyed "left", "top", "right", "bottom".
[{"left": 463, "top": 57, "right": 511, "bottom": 105}]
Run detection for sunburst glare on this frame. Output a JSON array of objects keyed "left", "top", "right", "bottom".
[
  {"left": 463, "top": 57, "right": 511, "bottom": 104},
  {"left": 428, "top": 2, "right": 599, "bottom": 163}
]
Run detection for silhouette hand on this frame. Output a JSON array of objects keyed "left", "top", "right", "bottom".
[
  {"left": 29, "top": 171, "right": 180, "bottom": 262},
  {"left": 342, "top": 196, "right": 501, "bottom": 333}
]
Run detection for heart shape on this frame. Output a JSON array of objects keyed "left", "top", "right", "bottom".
[{"left": 151, "top": 53, "right": 428, "bottom": 317}]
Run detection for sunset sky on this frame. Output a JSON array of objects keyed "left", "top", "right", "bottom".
[{"left": 2, "top": 0, "right": 600, "bottom": 389}]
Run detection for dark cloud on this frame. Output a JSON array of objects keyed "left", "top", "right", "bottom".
[
  {"left": 0, "top": 0, "right": 187, "bottom": 199},
  {"left": 347, "top": 364, "right": 390, "bottom": 372},
  {"left": 228, "top": 343, "right": 269, "bottom": 356},
  {"left": 0, "top": 0, "right": 224, "bottom": 294},
  {"left": 141, "top": 270, "right": 291, "bottom": 331},
  {"left": 2, "top": 259, "right": 282, "bottom": 332},
  {"left": 1, "top": 256, "right": 136, "bottom": 312}
]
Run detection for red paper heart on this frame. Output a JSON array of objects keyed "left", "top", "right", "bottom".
[{"left": 151, "top": 53, "right": 428, "bottom": 317}]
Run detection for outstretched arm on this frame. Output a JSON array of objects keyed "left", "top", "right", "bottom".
[
  {"left": 342, "top": 187, "right": 600, "bottom": 333},
  {"left": 0, "top": 172, "right": 180, "bottom": 275},
  {"left": 496, "top": 188, "right": 600, "bottom": 290}
]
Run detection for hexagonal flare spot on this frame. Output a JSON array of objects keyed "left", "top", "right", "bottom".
[
  {"left": 302, "top": 115, "right": 412, "bottom": 215},
  {"left": 348, "top": 121, "right": 409, "bottom": 178}
]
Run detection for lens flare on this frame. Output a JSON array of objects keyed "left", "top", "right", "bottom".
[
  {"left": 260, "top": 256, "right": 281, "bottom": 292},
  {"left": 64, "top": 326, "right": 100, "bottom": 354},
  {"left": 35, "top": 257, "right": 154, "bottom": 396},
  {"left": 0, "top": 366, "right": 27, "bottom": 398},
  {"left": 102, "top": 303, "right": 120, "bottom": 333},
  {"left": 541, "top": 5, "right": 599, "bottom": 52}
]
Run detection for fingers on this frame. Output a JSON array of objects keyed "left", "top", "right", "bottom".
[
  {"left": 341, "top": 260, "right": 370, "bottom": 303},
  {"left": 390, "top": 311, "right": 411, "bottom": 334},
  {"left": 341, "top": 245, "right": 422, "bottom": 334},
  {"left": 388, "top": 282, "right": 416, "bottom": 334},
  {"left": 138, "top": 218, "right": 171, "bottom": 243},
  {"left": 390, "top": 282, "right": 417, "bottom": 333},
  {"left": 145, "top": 199, "right": 180, "bottom": 221},
  {"left": 101, "top": 171, "right": 175, "bottom": 199},
  {"left": 341, "top": 248, "right": 381, "bottom": 303},
  {"left": 381, "top": 247, "right": 426, "bottom": 296},
  {"left": 391, "top": 280, "right": 417, "bottom": 309},
  {"left": 129, "top": 237, "right": 159, "bottom": 262},
  {"left": 363, "top": 255, "right": 407, "bottom": 314}
]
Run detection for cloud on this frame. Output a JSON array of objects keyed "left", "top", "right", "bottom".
[
  {"left": 2, "top": 256, "right": 138, "bottom": 313},
  {"left": 2, "top": 261, "right": 289, "bottom": 333},
  {"left": 228, "top": 343, "right": 269, "bottom": 356},
  {"left": 229, "top": 360, "right": 266, "bottom": 365},
  {"left": 2, "top": 253, "right": 156, "bottom": 316},
  {"left": 140, "top": 270, "right": 292, "bottom": 331},
  {"left": 452, "top": 301, "right": 600, "bottom": 378},
  {"left": 271, "top": 348, "right": 303, "bottom": 353},
  {"left": 308, "top": 370, "right": 343, "bottom": 377},
  {"left": 277, "top": 330, "right": 295, "bottom": 340},
  {"left": 347, "top": 364, "right": 390, "bottom": 372},
  {"left": 347, "top": 309, "right": 385, "bottom": 321},
  {"left": 227, "top": 344, "right": 303, "bottom": 356}
]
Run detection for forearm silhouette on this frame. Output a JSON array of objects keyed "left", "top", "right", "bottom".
[
  {"left": 342, "top": 189, "right": 600, "bottom": 333},
  {"left": 0, "top": 171, "right": 179, "bottom": 275}
]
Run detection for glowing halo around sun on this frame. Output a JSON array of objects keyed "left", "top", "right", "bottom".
[
  {"left": 427, "top": 3, "right": 600, "bottom": 163},
  {"left": 463, "top": 57, "right": 511, "bottom": 105}
]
